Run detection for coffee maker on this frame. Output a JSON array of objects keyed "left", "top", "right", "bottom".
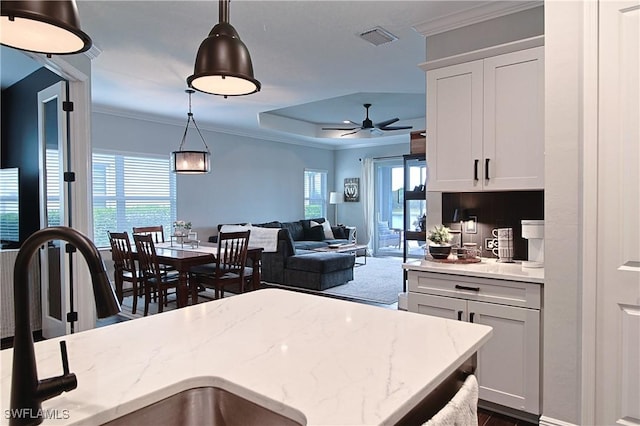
[{"left": 521, "top": 220, "right": 544, "bottom": 269}]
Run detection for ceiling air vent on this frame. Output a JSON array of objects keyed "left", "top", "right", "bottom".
[{"left": 358, "top": 27, "right": 398, "bottom": 46}]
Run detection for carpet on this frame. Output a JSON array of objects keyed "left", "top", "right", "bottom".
[
  {"left": 322, "top": 256, "right": 404, "bottom": 304},
  {"left": 264, "top": 256, "right": 405, "bottom": 305}
]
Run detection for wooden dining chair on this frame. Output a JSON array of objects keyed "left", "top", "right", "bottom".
[
  {"left": 132, "top": 225, "right": 166, "bottom": 243},
  {"left": 108, "top": 231, "right": 142, "bottom": 314},
  {"left": 133, "top": 233, "right": 181, "bottom": 316},
  {"left": 189, "top": 230, "right": 251, "bottom": 302}
]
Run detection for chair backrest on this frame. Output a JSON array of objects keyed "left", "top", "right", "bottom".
[
  {"left": 133, "top": 233, "right": 163, "bottom": 281},
  {"left": 217, "top": 231, "right": 251, "bottom": 277},
  {"left": 132, "top": 225, "right": 165, "bottom": 243},
  {"left": 108, "top": 231, "right": 136, "bottom": 273}
]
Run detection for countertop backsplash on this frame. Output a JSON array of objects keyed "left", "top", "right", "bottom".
[{"left": 442, "top": 191, "right": 544, "bottom": 260}]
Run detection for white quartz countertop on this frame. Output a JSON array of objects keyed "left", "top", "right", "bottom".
[
  {"left": 403, "top": 258, "right": 544, "bottom": 283},
  {"left": 1, "top": 289, "right": 492, "bottom": 425}
]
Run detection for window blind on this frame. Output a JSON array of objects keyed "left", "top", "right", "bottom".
[
  {"left": 92, "top": 152, "right": 176, "bottom": 247},
  {"left": 303, "top": 169, "right": 327, "bottom": 220},
  {"left": 0, "top": 168, "right": 19, "bottom": 243}
]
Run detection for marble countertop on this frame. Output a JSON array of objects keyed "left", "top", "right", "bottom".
[
  {"left": 1, "top": 289, "right": 492, "bottom": 425},
  {"left": 403, "top": 258, "right": 544, "bottom": 283}
]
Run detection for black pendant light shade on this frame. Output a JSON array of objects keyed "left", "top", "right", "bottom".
[
  {"left": 171, "top": 89, "right": 211, "bottom": 174},
  {"left": 0, "top": 0, "right": 92, "bottom": 55},
  {"left": 187, "top": 0, "right": 260, "bottom": 97}
]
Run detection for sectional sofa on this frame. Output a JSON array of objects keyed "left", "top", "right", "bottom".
[{"left": 210, "top": 218, "right": 356, "bottom": 290}]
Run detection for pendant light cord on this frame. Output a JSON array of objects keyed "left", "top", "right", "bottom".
[{"left": 178, "top": 90, "right": 210, "bottom": 152}]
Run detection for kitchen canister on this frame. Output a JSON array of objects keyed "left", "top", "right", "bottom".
[{"left": 492, "top": 228, "right": 514, "bottom": 262}]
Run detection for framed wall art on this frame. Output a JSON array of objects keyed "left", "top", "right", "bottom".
[{"left": 344, "top": 178, "right": 360, "bottom": 202}]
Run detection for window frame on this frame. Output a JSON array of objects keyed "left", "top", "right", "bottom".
[
  {"left": 303, "top": 168, "right": 328, "bottom": 220},
  {"left": 92, "top": 150, "right": 176, "bottom": 247}
]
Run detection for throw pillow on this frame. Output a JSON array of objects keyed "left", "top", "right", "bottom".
[
  {"left": 333, "top": 226, "right": 346, "bottom": 239},
  {"left": 303, "top": 222, "right": 325, "bottom": 241},
  {"left": 321, "top": 220, "right": 334, "bottom": 239}
]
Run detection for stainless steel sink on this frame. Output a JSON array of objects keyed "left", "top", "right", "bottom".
[{"left": 102, "top": 386, "right": 304, "bottom": 426}]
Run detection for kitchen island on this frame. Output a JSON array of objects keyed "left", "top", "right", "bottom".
[{"left": 1, "top": 289, "right": 492, "bottom": 425}]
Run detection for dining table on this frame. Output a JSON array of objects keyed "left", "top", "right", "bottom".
[{"left": 145, "top": 242, "right": 263, "bottom": 308}]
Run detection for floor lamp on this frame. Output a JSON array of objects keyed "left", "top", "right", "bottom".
[{"left": 329, "top": 192, "right": 341, "bottom": 225}]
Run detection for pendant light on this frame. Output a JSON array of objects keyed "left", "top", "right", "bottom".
[
  {"left": 187, "top": 0, "right": 260, "bottom": 98},
  {"left": 171, "top": 89, "right": 211, "bottom": 174},
  {"left": 0, "top": 0, "right": 92, "bottom": 55}
]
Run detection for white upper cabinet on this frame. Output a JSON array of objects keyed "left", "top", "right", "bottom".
[{"left": 426, "top": 46, "right": 544, "bottom": 192}]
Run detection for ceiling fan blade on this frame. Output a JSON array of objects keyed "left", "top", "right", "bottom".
[
  {"left": 341, "top": 129, "right": 361, "bottom": 137},
  {"left": 322, "top": 127, "right": 358, "bottom": 131},
  {"left": 375, "top": 117, "right": 399, "bottom": 128},
  {"left": 380, "top": 125, "right": 413, "bottom": 131}
]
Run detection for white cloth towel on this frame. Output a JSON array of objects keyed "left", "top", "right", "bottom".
[
  {"left": 219, "top": 224, "right": 279, "bottom": 253},
  {"left": 424, "top": 374, "right": 478, "bottom": 426}
]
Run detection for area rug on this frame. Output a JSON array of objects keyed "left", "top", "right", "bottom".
[
  {"left": 322, "top": 256, "right": 404, "bottom": 304},
  {"left": 263, "top": 256, "right": 405, "bottom": 305}
]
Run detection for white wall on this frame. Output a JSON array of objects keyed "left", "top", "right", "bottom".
[
  {"left": 542, "top": 2, "right": 586, "bottom": 423},
  {"left": 92, "top": 112, "right": 410, "bottom": 242}
]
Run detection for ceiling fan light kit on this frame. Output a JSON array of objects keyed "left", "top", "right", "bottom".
[
  {"left": 187, "top": 0, "right": 260, "bottom": 98},
  {"left": 171, "top": 89, "right": 211, "bottom": 174},
  {"left": 0, "top": 0, "right": 92, "bottom": 55},
  {"left": 322, "top": 103, "right": 413, "bottom": 137}
]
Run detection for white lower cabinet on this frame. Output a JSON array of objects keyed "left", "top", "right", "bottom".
[{"left": 408, "top": 271, "right": 542, "bottom": 415}]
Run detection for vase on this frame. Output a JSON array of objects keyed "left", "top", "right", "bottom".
[{"left": 428, "top": 244, "right": 452, "bottom": 260}]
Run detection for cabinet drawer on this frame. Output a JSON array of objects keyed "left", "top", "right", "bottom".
[{"left": 408, "top": 271, "right": 541, "bottom": 309}]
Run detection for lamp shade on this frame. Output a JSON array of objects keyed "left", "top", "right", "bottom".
[
  {"left": 186, "top": 0, "right": 260, "bottom": 97},
  {"left": 0, "top": 0, "right": 92, "bottom": 55},
  {"left": 329, "top": 192, "right": 339, "bottom": 205},
  {"left": 171, "top": 150, "right": 211, "bottom": 174}
]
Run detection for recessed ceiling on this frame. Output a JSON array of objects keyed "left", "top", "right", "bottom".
[{"left": 1, "top": 1, "right": 539, "bottom": 149}]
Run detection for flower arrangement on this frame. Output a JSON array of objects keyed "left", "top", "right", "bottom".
[
  {"left": 427, "top": 225, "right": 453, "bottom": 246},
  {"left": 173, "top": 220, "right": 192, "bottom": 229},
  {"left": 173, "top": 220, "right": 192, "bottom": 236}
]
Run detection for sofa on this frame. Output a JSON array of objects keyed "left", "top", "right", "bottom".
[
  {"left": 209, "top": 218, "right": 356, "bottom": 291},
  {"left": 250, "top": 218, "right": 355, "bottom": 250},
  {"left": 260, "top": 228, "right": 355, "bottom": 291}
]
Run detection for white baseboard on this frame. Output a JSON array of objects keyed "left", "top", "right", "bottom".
[{"left": 539, "top": 415, "right": 578, "bottom": 426}]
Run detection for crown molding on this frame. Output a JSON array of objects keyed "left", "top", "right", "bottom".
[{"left": 413, "top": 1, "right": 543, "bottom": 37}]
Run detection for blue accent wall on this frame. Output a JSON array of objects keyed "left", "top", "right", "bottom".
[{"left": 1, "top": 67, "right": 65, "bottom": 243}]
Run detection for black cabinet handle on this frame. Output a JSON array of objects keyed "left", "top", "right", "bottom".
[
  {"left": 470, "top": 312, "right": 476, "bottom": 323},
  {"left": 455, "top": 284, "right": 480, "bottom": 292},
  {"left": 485, "top": 158, "right": 490, "bottom": 180},
  {"left": 474, "top": 159, "right": 479, "bottom": 181},
  {"left": 457, "top": 310, "right": 464, "bottom": 321}
]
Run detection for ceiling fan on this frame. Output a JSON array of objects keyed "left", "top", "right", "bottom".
[{"left": 322, "top": 103, "right": 413, "bottom": 136}]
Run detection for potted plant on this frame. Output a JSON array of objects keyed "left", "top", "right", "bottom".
[{"left": 427, "top": 225, "right": 453, "bottom": 259}]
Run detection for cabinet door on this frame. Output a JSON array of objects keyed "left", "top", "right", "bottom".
[
  {"left": 426, "top": 60, "right": 484, "bottom": 191},
  {"left": 483, "top": 47, "right": 544, "bottom": 190},
  {"left": 469, "top": 300, "right": 540, "bottom": 414},
  {"left": 408, "top": 292, "right": 467, "bottom": 321}
]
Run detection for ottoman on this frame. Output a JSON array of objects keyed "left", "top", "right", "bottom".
[{"left": 284, "top": 252, "right": 355, "bottom": 291}]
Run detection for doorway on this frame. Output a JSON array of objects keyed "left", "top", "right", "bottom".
[
  {"left": 38, "top": 81, "right": 71, "bottom": 338},
  {"left": 372, "top": 158, "right": 403, "bottom": 257}
]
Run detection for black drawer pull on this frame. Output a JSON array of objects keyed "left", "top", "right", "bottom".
[
  {"left": 485, "top": 158, "right": 490, "bottom": 180},
  {"left": 474, "top": 159, "right": 479, "bottom": 181},
  {"left": 457, "top": 310, "right": 464, "bottom": 321},
  {"left": 455, "top": 284, "right": 480, "bottom": 292},
  {"left": 470, "top": 312, "right": 476, "bottom": 323}
]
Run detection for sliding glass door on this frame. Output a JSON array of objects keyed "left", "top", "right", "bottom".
[{"left": 372, "top": 158, "right": 403, "bottom": 256}]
